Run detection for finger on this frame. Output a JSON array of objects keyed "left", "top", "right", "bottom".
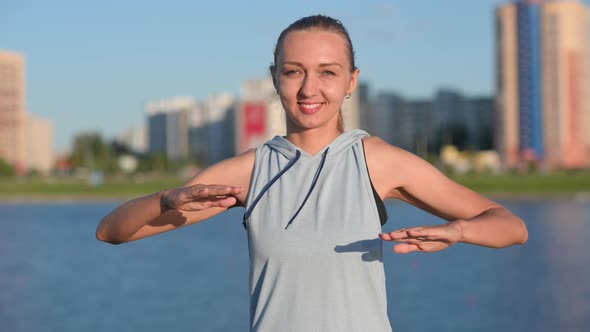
[
  {"left": 407, "top": 227, "right": 446, "bottom": 241},
  {"left": 380, "top": 227, "right": 422, "bottom": 241},
  {"left": 213, "top": 196, "right": 238, "bottom": 208},
  {"left": 393, "top": 243, "right": 420, "bottom": 254},
  {"left": 379, "top": 233, "right": 393, "bottom": 241},
  {"left": 179, "top": 196, "right": 237, "bottom": 211},
  {"left": 195, "top": 185, "right": 243, "bottom": 198},
  {"left": 379, "top": 233, "right": 420, "bottom": 244},
  {"left": 186, "top": 186, "right": 226, "bottom": 199},
  {"left": 380, "top": 230, "right": 408, "bottom": 241}
]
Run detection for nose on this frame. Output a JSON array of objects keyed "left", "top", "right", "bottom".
[{"left": 298, "top": 73, "right": 318, "bottom": 98}]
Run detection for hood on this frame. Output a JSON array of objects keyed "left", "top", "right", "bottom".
[{"left": 265, "top": 129, "right": 369, "bottom": 160}]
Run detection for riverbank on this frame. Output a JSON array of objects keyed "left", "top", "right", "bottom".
[{"left": 1, "top": 171, "right": 589, "bottom": 202}]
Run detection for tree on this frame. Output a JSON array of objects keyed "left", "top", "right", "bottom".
[
  {"left": 0, "top": 158, "right": 15, "bottom": 177},
  {"left": 70, "top": 132, "right": 117, "bottom": 172}
]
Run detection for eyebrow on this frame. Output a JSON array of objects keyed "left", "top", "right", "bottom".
[{"left": 282, "top": 61, "right": 343, "bottom": 68}]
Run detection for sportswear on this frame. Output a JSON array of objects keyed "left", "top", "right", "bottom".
[{"left": 243, "top": 129, "right": 392, "bottom": 332}]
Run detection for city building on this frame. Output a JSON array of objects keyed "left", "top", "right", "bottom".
[
  {"left": 496, "top": 0, "right": 590, "bottom": 169},
  {"left": 374, "top": 92, "right": 408, "bottom": 148},
  {"left": 145, "top": 97, "right": 192, "bottom": 161},
  {"left": 118, "top": 126, "right": 147, "bottom": 154},
  {"left": 465, "top": 97, "right": 495, "bottom": 150},
  {"left": 357, "top": 82, "right": 374, "bottom": 134},
  {"left": 25, "top": 114, "right": 54, "bottom": 174},
  {"left": 340, "top": 82, "right": 362, "bottom": 132},
  {"left": 406, "top": 99, "right": 434, "bottom": 156},
  {"left": 373, "top": 89, "right": 492, "bottom": 156},
  {"left": 0, "top": 50, "right": 26, "bottom": 172},
  {"left": 187, "top": 101, "right": 208, "bottom": 164},
  {"left": 237, "top": 77, "right": 285, "bottom": 153},
  {"left": 542, "top": 0, "right": 590, "bottom": 168},
  {"left": 206, "top": 93, "right": 236, "bottom": 164}
]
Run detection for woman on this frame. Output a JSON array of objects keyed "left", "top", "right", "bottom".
[{"left": 96, "top": 15, "right": 528, "bottom": 332}]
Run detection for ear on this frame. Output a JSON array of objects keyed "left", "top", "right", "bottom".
[
  {"left": 269, "top": 65, "right": 279, "bottom": 91},
  {"left": 346, "top": 68, "right": 360, "bottom": 95}
]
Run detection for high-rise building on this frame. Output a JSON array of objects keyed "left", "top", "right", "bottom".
[
  {"left": 340, "top": 83, "right": 361, "bottom": 132},
  {"left": 357, "top": 82, "right": 374, "bottom": 134},
  {"left": 25, "top": 114, "right": 54, "bottom": 174},
  {"left": 407, "top": 99, "right": 434, "bottom": 156},
  {"left": 146, "top": 97, "right": 191, "bottom": 161},
  {"left": 118, "top": 126, "right": 147, "bottom": 154},
  {"left": 517, "top": 1, "right": 544, "bottom": 161},
  {"left": 542, "top": 0, "right": 590, "bottom": 168},
  {"left": 237, "top": 77, "right": 285, "bottom": 153},
  {"left": 373, "top": 89, "right": 491, "bottom": 155},
  {"left": 496, "top": 3, "right": 521, "bottom": 167},
  {"left": 432, "top": 90, "right": 463, "bottom": 151},
  {"left": 465, "top": 97, "right": 495, "bottom": 150},
  {"left": 187, "top": 101, "right": 208, "bottom": 163},
  {"left": 0, "top": 50, "right": 26, "bottom": 172},
  {"left": 206, "top": 93, "right": 235, "bottom": 164},
  {"left": 496, "top": 0, "right": 590, "bottom": 169},
  {"left": 374, "top": 92, "right": 408, "bottom": 148}
]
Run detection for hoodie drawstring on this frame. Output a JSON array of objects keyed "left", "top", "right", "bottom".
[
  {"left": 284, "top": 148, "right": 329, "bottom": 229},
  {"left": 243, "top": 150, "right": 302, "bottom": 229},
  {"left": 243, "top": 147, "right": 330, "bottom": 230}
]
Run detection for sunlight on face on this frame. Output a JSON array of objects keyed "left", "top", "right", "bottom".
[{"left": 275, "top": 30, "right": 359, "bottom": 133}]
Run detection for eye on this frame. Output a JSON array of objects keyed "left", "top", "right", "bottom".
[
  {"left": 322, "top": 70, "right": 336, "bottom": 76},
  {"left": 282, "top": 69, "right": 300, "bottom": 76}
]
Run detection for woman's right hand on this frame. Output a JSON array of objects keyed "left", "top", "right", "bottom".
[{"left": 160, "top": 184, "right": 244, "bottom": 213}]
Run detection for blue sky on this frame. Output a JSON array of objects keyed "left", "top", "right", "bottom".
[{"left": 2, "top": 0, "right": 588, "bottom": 153}]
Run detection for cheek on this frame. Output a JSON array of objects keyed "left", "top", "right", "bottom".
[
  {"left": 324, "top": 82, "right": 348, "bottom": 99},
  {"left": 278, "top": 79, "right": 300, "bottom": 96}
]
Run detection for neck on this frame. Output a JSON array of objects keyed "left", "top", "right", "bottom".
[{"left": 286, "top": 126, "right": 342, "bottom": 156}]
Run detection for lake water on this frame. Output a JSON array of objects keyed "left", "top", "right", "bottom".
[{"left": 0, "top": 199, "right": 589, "bottom": 332}]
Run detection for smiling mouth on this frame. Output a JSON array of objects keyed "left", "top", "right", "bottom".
[{"left": 298, "top": 102, "right": 324, "bottom": 114}]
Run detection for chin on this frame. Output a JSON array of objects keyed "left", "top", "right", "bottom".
[{"left": 287, "top": 118, "right": 335, "bottom": 132}]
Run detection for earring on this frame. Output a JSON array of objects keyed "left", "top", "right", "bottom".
[
  {"left": 345, "top": 93, "right": 351, "bottom": 99},
  {"left": 276, "top": 89, "right": 280, "bottom": 95}
]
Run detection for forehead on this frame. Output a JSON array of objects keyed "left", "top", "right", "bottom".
[{"left": 279, "top": 30, "right": 349, "bottom": 64}]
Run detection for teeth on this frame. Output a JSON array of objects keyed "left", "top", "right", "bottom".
[{"left": 300, "top": 103, "right": 321, "bottom": 109}]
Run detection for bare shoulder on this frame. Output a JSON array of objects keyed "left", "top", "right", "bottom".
[
  {"left": 362, "top": 136, "right": 438, "bottom": 199},
  {"left": 363, "top": 136, "right": 498, "bottom": 221},
  {"left": 364, "top": 136, "right": 458, "bottom": 200},
  {"left": 183, "top": 148, "right": 256, "bottom": 205},
  {"left": 362, "top": 136, "right": 420, "bottom": 162}
]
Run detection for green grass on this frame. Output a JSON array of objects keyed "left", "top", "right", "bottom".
[
  {"left": 1, "top": 171, "right": 589, "bottom": 200},
  {"left": 450, "top": 171, "right": 590, "bottom": 195},
  {"left": 0, "top": 176, "right": 184, "bottom": 199}
]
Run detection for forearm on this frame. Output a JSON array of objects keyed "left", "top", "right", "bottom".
[
  {"left": 452, "top": 207, "right": 528, "bottom": 248},
  {"left": 96, "top": 191, "right": 166, "bottom": 244}
]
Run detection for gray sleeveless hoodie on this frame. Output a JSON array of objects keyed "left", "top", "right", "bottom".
[{"left": 243, "top": 129, "right": 392, "bottom": 332}]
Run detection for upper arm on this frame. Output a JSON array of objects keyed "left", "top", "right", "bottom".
[
  {"left": 126, "top": 149, "right": 256, "bottom": 242},
  {"left": 181, "top": 148, "right": 256, "bottom": 206},
  {"left": 363, "top": 137, "right": 499, "bottom": 222}
]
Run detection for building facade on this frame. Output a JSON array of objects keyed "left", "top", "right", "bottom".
[
  {"left": 496, "top": 0, "right": 590, "bottom": 169},
  {"left": 0, "top": 50, "right": 26, "bottom": 172},
  {"left": 206, "top": 93, "right": 235, "bottom": 164},
  {"left": 146, "top": 97, "right": 191, "bottom": 161},
  {"left": 25, "top": 114, "right": 54, "bottom": 174},
  {"left": 237, "top": 77, "right": 285, "bottom": 153}
]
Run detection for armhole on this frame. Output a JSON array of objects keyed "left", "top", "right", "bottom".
[
  {"left": 243, "top": 147, "right": 260, "bottom": 209},
  {"left": 241, "top": 147, "right": 260, "bottom": 231},
  {"left": 360, "top": 139, "right": 389, "bottom": 226}
]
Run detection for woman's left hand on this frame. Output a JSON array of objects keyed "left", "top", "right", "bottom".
[{"left": 379, "top": 222, "right": 463, "bottom": 254}]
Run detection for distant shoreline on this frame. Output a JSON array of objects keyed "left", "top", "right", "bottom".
[
  {"left": 1, "top": 191, "right": 589, "bottom": 204},
  {"left": 2, "top": 171, "right": 590, "bottom": 204}
]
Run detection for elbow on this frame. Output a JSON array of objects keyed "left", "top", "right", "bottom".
[{"left": 95, "top": 225, "right": 124, "bottom": 245}]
